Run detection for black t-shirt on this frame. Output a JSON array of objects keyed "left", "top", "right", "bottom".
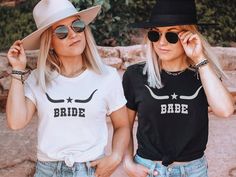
[{"left": 122, "top": 63, "right": 209, "bottom": 166}]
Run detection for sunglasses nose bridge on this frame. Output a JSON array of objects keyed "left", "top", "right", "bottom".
[
  {"left": 159, "top": 33, "right": 169, "bottom": 45},
  {"left": 67, "top": 25, "right": 77, "bottom": 38}
]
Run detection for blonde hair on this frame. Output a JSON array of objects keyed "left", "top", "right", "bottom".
[
  {"left": 37, "top": 26, "right": 107, "bottom": 91},
  {"left": 143, "top": 25, "right": 226, "bottom": 89}
]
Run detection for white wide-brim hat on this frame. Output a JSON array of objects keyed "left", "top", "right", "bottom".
[{"left": 22, "top": 0, "right": 101, "bottom": 50}]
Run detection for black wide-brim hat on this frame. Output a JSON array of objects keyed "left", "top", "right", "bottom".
[{"left": 129, "top": 0, "right": 216, "bottom": 28}]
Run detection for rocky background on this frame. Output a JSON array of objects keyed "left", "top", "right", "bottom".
[{"left": 0, "top": 45, "right": 236, "bottom": 177}]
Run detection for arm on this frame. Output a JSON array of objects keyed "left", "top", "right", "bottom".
[
  {"left": 6, "top": 40, "right": 36, "bottom": 130},
  {"left": 179, "top": 31, "right": 234, "bottom": 117},
  {"left": 91, "top": 106, "right": 130, "bottom": 177},
  {"left": 123, "top": 108, "right": 136, "bottom": 166},
  {"left": 123, "top": 108, "right": 149, "bottom": 177},
  {"left": 197, "top": 63, "right": 234, "bottom": 117}
]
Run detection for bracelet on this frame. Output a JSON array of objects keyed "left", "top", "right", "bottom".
[
  {"left": 195, "top": 59, "right": 209, "bottom": 71},
  {"left": 12, "top": 69, "right": 31, "bottom": 75},
  {"left": 11, "top": 74, "right": 25, "bottom": 84},
  {"left": 11, "top": 69, "right": 31, "bottom": 84}
]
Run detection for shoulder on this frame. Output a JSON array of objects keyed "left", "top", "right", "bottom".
[
  {"left": 123, "top": 62, "right": 146, "bottom": 79},
  {"left": 105, "top": 65, "right": 118, "bottom": 75},
  {"left": 93, "top": 65, "right": 121, "bottom": 82},
  {"left": 26, "top": 69, "right": 38, "bottom": 84}
]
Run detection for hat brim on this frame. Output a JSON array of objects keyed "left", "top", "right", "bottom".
[
  {"left": 129, "top": 21, "right": 218, "bottom": 29},
  {"left": 22, "top": 5, "right": 101, "bottom": 50}
]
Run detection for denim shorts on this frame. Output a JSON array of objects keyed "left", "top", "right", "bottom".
[
  {"left": 134, "top": 154, "right": 208, "bottom": 177},
  {"left": 34, "top": 160, "right": 96, "bottom": 177}
]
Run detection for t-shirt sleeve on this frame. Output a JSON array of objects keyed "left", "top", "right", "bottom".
[
  {"left": 24, "top": 73, "right": 37, "bottom": 105},
  {"left": 106, "top": 69, "right": 127, "bottom": 115},
  {"left": 122, "top": 69, "right": 137, "bottom": 111}
]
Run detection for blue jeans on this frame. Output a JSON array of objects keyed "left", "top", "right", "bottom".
[
  {"left": 34, "top": 161, "right": 96, "bottom": 177},
  {"left": 134, "top": 154, "right": 208, "bottom": 177}
]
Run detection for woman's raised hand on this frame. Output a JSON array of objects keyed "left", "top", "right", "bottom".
[
  {"left": 7, "top": 40, "right": 27, "bottom": 70},
  {"left": 179, "top": 31, "right": 204, "bottom": 64}
]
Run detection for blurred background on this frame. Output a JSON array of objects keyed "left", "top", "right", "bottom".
[
  {"left": 0, "top": 1, "right": 236, "bottom": 177},
  {"left": 0, "top": 0, "right": 236, "bottom": 52}
]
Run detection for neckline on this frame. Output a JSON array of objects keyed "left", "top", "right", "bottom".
[
  {"left": 162, "top": 67, "right": 189, "bottom": 76},
  {"left": 54, "top": 69, "right": 89, "bottom": 81}
]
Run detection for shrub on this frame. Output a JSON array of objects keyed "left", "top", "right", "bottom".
[{"left": 0, "top": 0, "right": 235, "bottom": 51}]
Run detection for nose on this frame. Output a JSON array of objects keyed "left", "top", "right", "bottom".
[
  {"left": 67, "top": 27, "right": 77, "bottom": 39},
  {"left": 158, "top": 33, "right": 168, "bottom": 46}
]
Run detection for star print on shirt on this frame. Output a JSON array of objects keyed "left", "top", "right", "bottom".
[
  {"left": 67, "top": 97, "right": 73, "bottom": 103},
  {"left": 171, "top": 93, "right": 178, "bottom": 100}
]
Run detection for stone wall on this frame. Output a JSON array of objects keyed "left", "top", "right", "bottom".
[
  {"left": 1, "top": 45, "right": 236, "bottom": 112},
  {"left": 0, "top": 46, "right": 236, "bottom": 177}
]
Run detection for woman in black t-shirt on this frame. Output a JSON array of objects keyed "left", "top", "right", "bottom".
[{"left": 122, "top": 0, "right": 234, "bottom": 177}]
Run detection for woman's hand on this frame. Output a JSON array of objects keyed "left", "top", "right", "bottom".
[
  {"left": 90, "top": 153, "right": 122, "bottom": 177},
  {"left": 7, "top": 40, "right": 27, "bottom": 70},
  {"left": 179, "top": 31, "right": 204, "bottom": 64},
  {"left": 123, "top": 159, "right": 149, "bottom": 177}
]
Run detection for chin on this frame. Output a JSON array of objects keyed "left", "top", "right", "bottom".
[{"left": 158, "top": 54, "right": 174, "bottom": 61}]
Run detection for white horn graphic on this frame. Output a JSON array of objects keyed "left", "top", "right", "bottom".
[
  {"left": 180, "top": 86, "right": 203, "bottom": 100},
  {"left": 145, "top": 85, "right": 169, "bottom": 100}
]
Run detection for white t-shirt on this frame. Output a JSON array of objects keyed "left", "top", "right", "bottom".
[{"left": 24, "top": 66, "right": 126, "bottom": 166}]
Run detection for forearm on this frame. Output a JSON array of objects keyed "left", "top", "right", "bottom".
[
  {"left": 111, "top": 125, "right": 130, "bottom": 162},
  {"left": 199, "top": 64, "right": 234, "bottom": 117},
  {"left": 6, "top": 78, "right": 28, "bottom": 129},
  {"left": 123, "top": 131, "right": 135, "bottom": 165}
]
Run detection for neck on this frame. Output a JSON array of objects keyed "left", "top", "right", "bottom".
[
  {"left": 161, "top": 55, "right": 189, "bottom": 71},
  {"left": 59, "top": 55, "right": 85, "bottom": 77}
]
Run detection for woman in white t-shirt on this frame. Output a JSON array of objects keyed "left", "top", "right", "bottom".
[{"left": 6, "top": 0, "right": 130, "bottom": 177}]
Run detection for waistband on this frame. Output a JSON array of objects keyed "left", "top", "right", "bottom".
[
  {"left": 134, "top": 154, "right": 208, "bottom": 176},
  {"left": 36, "top": 160, "right": 95, "bottom": 177}
]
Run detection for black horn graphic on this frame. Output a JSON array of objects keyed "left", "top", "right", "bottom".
[
  {"left": 75, "top": 89, "right": 98, "bottom": 103},
  {"left": 46, "top": 93, "right": 65, "bottom": 103}
]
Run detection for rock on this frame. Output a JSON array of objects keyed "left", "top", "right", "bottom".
[
  {"left": 0, "top": 113, "right": 37, "bottom": 177},
  {"left": 97, "top": 46, "right": 120, "bottom": 58},
  {"left": 116, "top": 45, "right": 145, "bottom": 69},
  {"left": 1, "top": 46, "right": 236, "bottom": 113},
  {"left": 213, "top": 47, "right": 236, "bottom": 71},
  {"left": 102, "top": 57, "right": 123, "bottom": 69},
  {"left": 25, "top": 50, "right": 38, "bottom": 70}
]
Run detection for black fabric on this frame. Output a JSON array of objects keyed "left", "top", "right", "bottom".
[
  {"left": 122, "top": 63, "right": 209, "bottom": 166},
  {"left": 129, "top": 0, "right": 216, "bottom": 28}
]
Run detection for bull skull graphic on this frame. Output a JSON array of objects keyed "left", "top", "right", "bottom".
[
  {"left": 145, "top": 85, "right": 203, "bottom": 100},
  {"left": 46, "top": 89, "right": 98, "bottom": 103}
]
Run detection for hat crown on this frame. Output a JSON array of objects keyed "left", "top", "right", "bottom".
[
  {"left": 151, "top": 0, "right": 197, "bottom": 16},
  {"left": 129, "top": 0, "right": 200, "bottom": 28},
  {"left": 33, "top": 0, "right": 77, "bottom": 29}
]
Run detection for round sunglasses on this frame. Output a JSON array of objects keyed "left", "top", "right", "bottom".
[
  {"left": 53, "top": 19, "right": 85, "bottom": 40},
  {"left": 148, "top": 30, "right": 180, "bottom": 44}
]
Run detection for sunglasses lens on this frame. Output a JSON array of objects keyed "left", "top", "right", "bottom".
[
  {"left": 72, "top": 20, "right": 85, "bottom": 33},
  {"left": 166, "top": 32, "right": 179, "bottom": 44},
  {"left": 54, "top": 26, "right": 68, "bottom": 39},
  {"left": 148, "top": 31, "right": 160, "bottom": 42}
]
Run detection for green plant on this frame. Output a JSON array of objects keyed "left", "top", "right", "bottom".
[{"left": 0, "top": 0, "right": 235, "bottom": 51}]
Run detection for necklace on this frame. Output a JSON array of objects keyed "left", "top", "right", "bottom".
[
  {"left": 164, "top": 68, "right": 187, "bottom": 76},
  {"left": 61, "top": 66, "right": 86, "bottom": 77}
]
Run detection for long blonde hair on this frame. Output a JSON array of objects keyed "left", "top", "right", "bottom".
[
  {"left": 37, "top": 26, "right": 107, "bottom": 91},
  {"left": 143, "top": 25, "right": 226, "bottom": 89}
]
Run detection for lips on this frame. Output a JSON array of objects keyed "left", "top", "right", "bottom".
[
  {"left": 69, "top": 40, "right": 80, "bottom": 46},
  {"left": 158, "top": 48, "right": 170, "bottom": 52}
]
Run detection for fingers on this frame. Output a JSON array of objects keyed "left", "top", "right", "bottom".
[
  {"left": 179, "top": 31, "right": 195, "bottom": 44},
  {"left": 8, "top": 40, "right": 26, "bottom": 57},
  {"left": 8, "top": 40, "right": 22, "bottom": 54},
  {"left": 139, "top": 164, "right": 150, "bottom": 174},
  {"left": 90, "top": 159, "right": 99, "bottom": 167}
]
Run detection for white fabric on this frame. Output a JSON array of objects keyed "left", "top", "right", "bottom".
[{"left": 24, "top": 66, "right": 126, "bottom": 165}]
